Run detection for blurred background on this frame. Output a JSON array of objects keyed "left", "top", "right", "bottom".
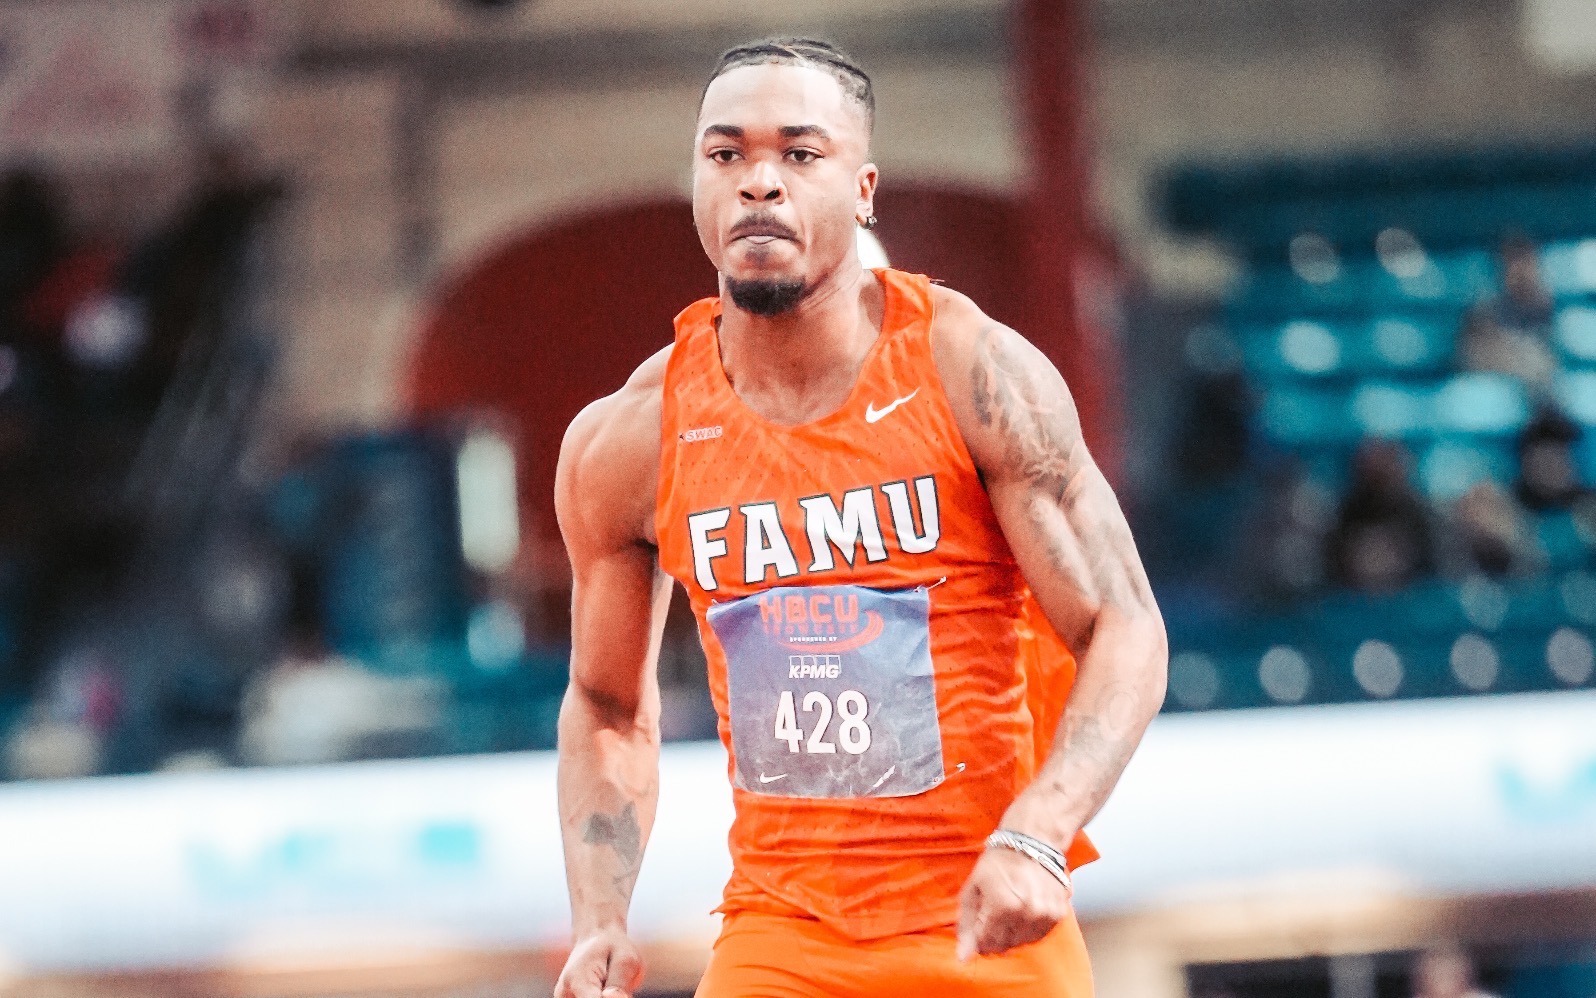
[{"left": 0, "top": 0, "right": 1594, "bottom": 995}]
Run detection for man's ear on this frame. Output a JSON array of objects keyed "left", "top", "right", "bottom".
[{"left": 856, "top": 162, "right": 879, "bottom": 224}]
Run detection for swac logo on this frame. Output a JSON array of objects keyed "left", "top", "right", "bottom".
[
  {"left": 680, "top": 425, "right": 723, "bottom": 443},
  {"left": 758, "top": 592, "right": 885, "bottom": 653}
]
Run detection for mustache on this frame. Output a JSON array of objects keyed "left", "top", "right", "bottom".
[{"left": 729, "top": 213, "right": 799, "bottom": 241}]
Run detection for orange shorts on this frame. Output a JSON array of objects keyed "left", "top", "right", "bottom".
[{"left": 694, "top": 910, "right": 1094, "bottom": 998}]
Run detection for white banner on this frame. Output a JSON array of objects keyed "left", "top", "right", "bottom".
[{"left": 0, "top": 692, "right": 1594, "bottom": 974}]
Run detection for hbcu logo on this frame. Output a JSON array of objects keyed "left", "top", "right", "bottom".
[{"left": 757, "top": 591, "right": 885, "bottom": 653}]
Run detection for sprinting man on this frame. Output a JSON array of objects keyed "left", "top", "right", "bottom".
[{"left": 554, "top": 38, "right": 1167, "bottom": 998}]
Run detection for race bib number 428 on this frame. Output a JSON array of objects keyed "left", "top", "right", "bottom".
[{"left": 707, "top": 583, "right": 945, "bottom": 799}]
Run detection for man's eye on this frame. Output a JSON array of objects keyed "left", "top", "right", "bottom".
[
  {"left": 709, "top": 149, "right": 739, "bottom": 163},
  {"left": 787, "top": 149, "right": 820, "bottom": 164}
]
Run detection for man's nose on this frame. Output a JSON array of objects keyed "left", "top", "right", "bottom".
[{"left": 738, "top": 161, "right": 785, "bottom": 203}]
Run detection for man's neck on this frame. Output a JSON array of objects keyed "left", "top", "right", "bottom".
[{"left": 716, "top": 262, "right": 884, "bottom": 424}]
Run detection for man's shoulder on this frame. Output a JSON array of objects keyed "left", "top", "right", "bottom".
[
  {"left": 557, "top": 344, "right": 672, "bottom": 547},
  {"left": 565, "top": 344, "right": 671, "bottom": 453},
  {"left": 925, "top": 281, "right": 1055, "bottom": 372},
  {"left": 924, "top": 282, "right": 1009, "bottom": 390},
  {"left": 926, "top": 282, "right": 1006, "bottom": 352}
]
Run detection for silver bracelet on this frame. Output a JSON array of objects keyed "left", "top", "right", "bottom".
[{"left": 985, "top": 829, "right": 1073, "bottom": 894}]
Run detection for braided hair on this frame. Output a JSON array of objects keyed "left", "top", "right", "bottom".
[{"left": 702, "top": 37, "right": 874, "bottom": 132}]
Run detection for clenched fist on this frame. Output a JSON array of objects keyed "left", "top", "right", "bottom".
[
  {"left": 554, "top": 928, "right": 645, "bottom": 998},
  {"left": 955, "top": 846, "right": 1073, "bottom": 961}
]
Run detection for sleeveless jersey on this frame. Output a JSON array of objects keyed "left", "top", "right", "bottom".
[{"left": 655, "top": 269, "right": 1097, "bottom": 941}]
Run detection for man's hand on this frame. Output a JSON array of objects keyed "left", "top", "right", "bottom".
[
  {"left": 955, "top": 846, "right": 1073, "bottom": 961},
  {"left": 554, "top": 928, "right": 645, "bottom": 998}
]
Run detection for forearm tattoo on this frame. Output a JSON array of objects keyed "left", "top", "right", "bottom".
[
  {"left": 581, "top": 801, "right": 644, "bottom": 896},
  {"left": 1041, "top": 686, "right": 1145, "bottom": 807}
]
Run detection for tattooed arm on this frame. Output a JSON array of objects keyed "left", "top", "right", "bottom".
[
  {"left": 553, "top": 348, "right": 674, "bottom": 998},
  {"left": 931, "top": 290, "right": 1168, "bottom": 959}
]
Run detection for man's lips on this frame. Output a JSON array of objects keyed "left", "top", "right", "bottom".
[{"left": 729, "top": 218, "right": 798, "bottom": 245}]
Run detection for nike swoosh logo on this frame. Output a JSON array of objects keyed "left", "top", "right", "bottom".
[
  {"left": 864, "top": 389, "right": 919, "bottom": 423},
  {"left": 757, "top": 773, "right": 788, "bottom": 784}
]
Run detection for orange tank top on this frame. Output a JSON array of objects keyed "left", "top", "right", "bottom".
[{"left": 655, "top": 269, "right": 1096, "bottom": 941}]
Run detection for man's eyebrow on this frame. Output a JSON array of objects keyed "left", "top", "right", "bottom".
[
  {"left": 779, "top": 125, "right": 831, "bottom": 141},
  {"left": 702, "top": 124, "right": 744, "bottom": 140}
]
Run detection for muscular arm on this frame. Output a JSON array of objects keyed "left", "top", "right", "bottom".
[
  {"left": 937, "top": 294, "right": 1168, "bottom": 850},
  {"left": 554, "top": 351, "right": 672, "bottom": 953}
]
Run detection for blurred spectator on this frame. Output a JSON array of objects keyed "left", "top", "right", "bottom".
[
  {"left": 237, "top": 630, "right": 447, "bottom": 766},
  {"left": 1177, "top": 325, "right": 1252, "bottom": 485},
  {"left": 1490, "top": 236, "right": 1555, "bottom": 332},
  {"left": 26, "top": 241, "right": 146, "bottom": 417},
  {"left": 1445, "top": 480, "right": 1542, "bottom": 578},
  {"left": 1460, "top": 236, "right": 1557, "bottom": 390},
  {"left": 1240, "top": 460, "right": 1333, "bottom": 601},
  {"left": 22, "top": 240, "right": 123, "bottom": 345},
  {"left": 3, "top": 711, "right": 98, "bottom": 779},
  {"left": 0, "top": 169, "right": 65, "bottom": 337},
  {"left": 128, "top": 138, "right": 282, "bottom": 406},
  {"left": 1412, "top": 945, "right": 1498, "bottom": 998},
  {"left": 1326, "top": 440, "right": 1437, "bottom": 592},
  {"left": 1517, "top": 406, "right": 1589, "bottom": 511},
  {"left": 2, "top": 646, "right": 122, "bottom": 780},
  {"left": 1459, "top": 310, "right": 1556, "bottom": 389},
  {"left": 1177, "top": 370, "right": 1252, "bottom": 485}
]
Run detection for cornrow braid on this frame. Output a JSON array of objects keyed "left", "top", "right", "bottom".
[{"left": 703, "top": 37, "right": 875, "bottom": 132}]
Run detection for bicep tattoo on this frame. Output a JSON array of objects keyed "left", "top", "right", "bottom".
[
  {"left": 971, "top": 324, "right": 1086, "bottom": 504},
  {"left": 970, "top": 325, "right": 1155, "bottom": 634}
]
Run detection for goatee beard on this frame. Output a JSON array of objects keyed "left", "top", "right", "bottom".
[{"left": 726, "top": 277, "right": 808, "bottom": 317}]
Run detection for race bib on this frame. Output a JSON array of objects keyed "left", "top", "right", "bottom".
[{"left": 707, "top": 583, "right": 945, "bottom": 799}]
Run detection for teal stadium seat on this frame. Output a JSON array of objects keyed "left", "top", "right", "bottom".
[
  {"left": 1301, "top": 450, "right": 1353, "bottom": 493},
  {"left": 1394, "top": 637, "right": 1474, "bottom": 698},
  {"left": 1381, "top": 580, "right": 1473, "bottom": 635},
  {"left": 1556, "top": 370, "right": 1596, "bottom": 426},
  {"left": 1432, "top": 373, "right": 1531, "bottom": 436},
  {"left": 1496, "top": 576, "right": 1570, "bottom": 631},
  {"left": 1228, "top": 262, "right": 1361, "bottom": 320},
  {"left": 1419, "top": 439, "right": 1515, "bottom": 500},
  {"left": 1347, "top": 374, "right": 1528, "bottom": 442},
  {"left": 1537, "top": 511, "right": 1592, "bottom": 571},
  {"left": 1506, "top": 960, "right": 1596, "bottom": 998},
  {"left": 1554, "top": 306, "right": 1596, "bottom": 367},
  {"left": 1541, "top": 239, "right": 1596, "bottom": 300},
  {"left": 1239, "top": 320, "right": 1339, "bottom": 378},
  {"left": 1579, "top": 436, "right": 1596, "bottom": 486},
  {"left": 1351, "top": 380, "right": 1430, "bottom": 439},
  {"left": 1366, "top": 249, "right": 1495, "bottom": 311},
  {"left": 1241, "top": 315, "right": 1455, "bottom": 382},
  {"left": 1366, "top": 316, "right": 1454, "bottom": 373},
  {"left": 1483, "top": 633, "right": 1551, "bottom": 694},
  {"left": 1260, "top": 386, "right": 1358, "bottom": 446},
  {"left": 1274, "top": 319, "right": 1347, "bottom": 376},
  {"left": 1220, "top": 650, "right": 1272, "bottom": 709}
]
